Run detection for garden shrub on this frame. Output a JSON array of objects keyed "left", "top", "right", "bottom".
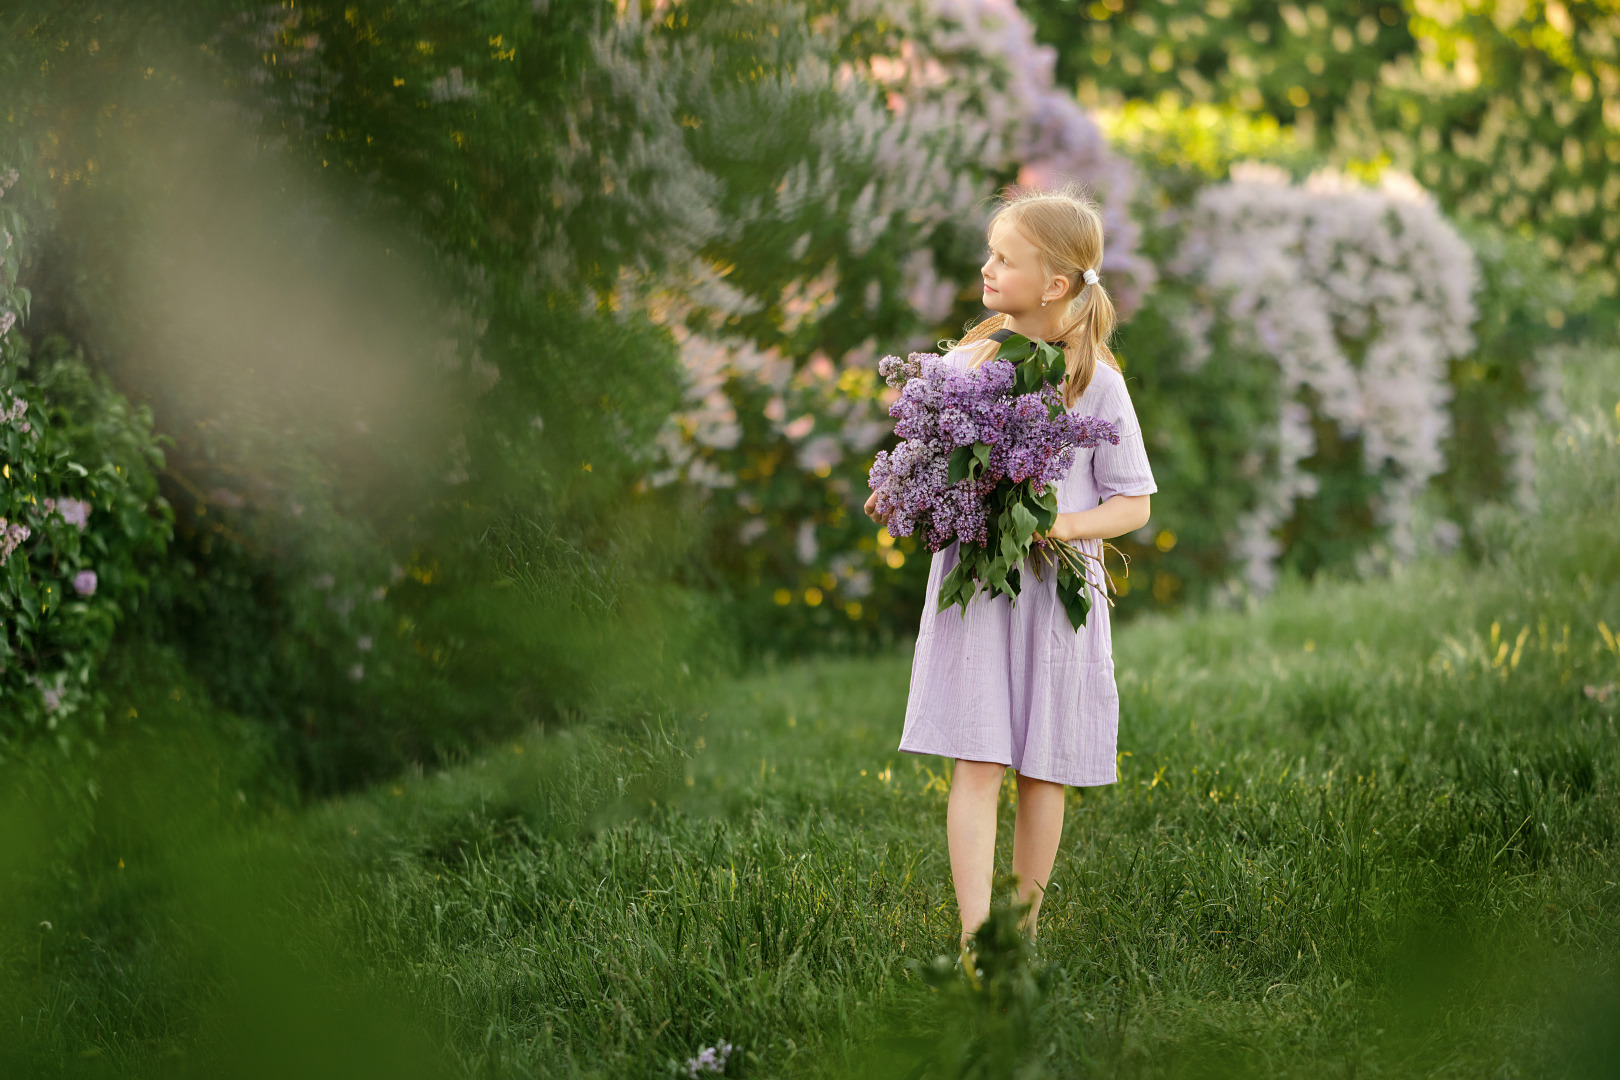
[{"left": 1, "top": 310, "right": 173, "bottom": 752}]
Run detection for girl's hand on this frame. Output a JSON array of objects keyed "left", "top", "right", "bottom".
[
  {"left": 864, "top": 490, "right": 889, "bottom": 526},
  {"left": 1042, "top": 512, "right": 1080, "bottom": 543}
]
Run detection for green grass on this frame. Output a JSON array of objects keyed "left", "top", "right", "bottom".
[{"left": 3, "top": 345, "right": 1619, "bottom": 1078}]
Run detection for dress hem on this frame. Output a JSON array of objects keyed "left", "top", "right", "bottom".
[{"left": 896, "top": 742, "right": 1118, "bottom": 788}]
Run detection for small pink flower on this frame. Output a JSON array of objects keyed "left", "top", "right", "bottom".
[
  {"left": 0, "top": 518, "right": 28, "bottom": 565},
  {"left": 73, "top": 570, "right": 98, "bottom": 596},
  {"left": 685, "top": 1041, "right": 734, "bottom": 1077}
]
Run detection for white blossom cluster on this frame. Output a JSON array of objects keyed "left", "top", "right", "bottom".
[
  {"left": 1174, "top": 164, "right": 1479, "bottom": 593},
  {"left": 643, "top": 272, "right": 890, "bottom": 500}
]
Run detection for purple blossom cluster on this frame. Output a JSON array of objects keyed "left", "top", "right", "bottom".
[
  {"left": 868, "top": 352, "right": 1119, "bottom": 552},
  {"left": 42, "top": 497, "right": 92, "bottom": 531},
  {"left": 3, "top": 393, "right": 28, "bottom": 432},
  {"left": 0, "top": 517, "right": 29, "bottom": 566},
  {"left": 684, "top": 1040, "right": 733, "bottom": 1077},
  {"left": 26, "top": 671, "right": 70, "bottom": 715}
]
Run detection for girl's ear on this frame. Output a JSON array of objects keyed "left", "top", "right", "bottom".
[{"left": 1044, "top": 274, "right": 1071, "bottom": 302}]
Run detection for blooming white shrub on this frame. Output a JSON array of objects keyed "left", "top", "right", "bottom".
[{"left": 1173, "top": 164, "right": 1480, "bottom": 592}]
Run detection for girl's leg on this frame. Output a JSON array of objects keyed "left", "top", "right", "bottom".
[
  {"left": 1010, "top": 772, "right": 1066, "bottom": 941},
  {"left": 947, "top": 758, "right": 1006, "bottom": 949}
]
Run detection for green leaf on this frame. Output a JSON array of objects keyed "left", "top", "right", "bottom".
[
  {"left": 947, "top": 445, "right": 972, "bottom": 484},
  {"left": 1010, "top": 502, "right": 1037, "bottom": 543},
  {"left": 939, "top": 561, "right": 971, "bottom": 614},
  {"left": 994, "top": 332, "right": 1033, "bottom": 361},
  {"left": 987, "top": 553, "right": 1009, "bottom": 593},
  {"left": 1000, "top": 531, "right": 1021, "bottom": 566},
  {"left": 1055, "top": 569, "right": 1093, "bottom": 632},
  {"left": 1028, "top": 492, "right": 1057, "bottom": 532}
]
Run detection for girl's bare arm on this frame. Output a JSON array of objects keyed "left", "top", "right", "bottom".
[{"left": 1047, "top": 493, "right": 1150, "bottom": 542}]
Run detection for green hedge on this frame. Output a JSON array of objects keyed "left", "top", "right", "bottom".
[{"left": 0, "top": 330, "right": 172, "bottom": 753}]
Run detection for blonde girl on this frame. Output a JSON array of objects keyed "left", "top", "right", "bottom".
[{"left": 863, "top": 184, "right": 1157, "bottom": 951}]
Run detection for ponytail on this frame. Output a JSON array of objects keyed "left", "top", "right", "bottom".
[{"left": 1053, "top": 275, "right": 1118, "bottom": 409}]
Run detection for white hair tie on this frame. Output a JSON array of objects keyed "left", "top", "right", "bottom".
[{"left": 1082, "top": 268, "right": 1100, "bottom": 286}]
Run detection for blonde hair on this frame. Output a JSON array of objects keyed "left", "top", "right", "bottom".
[{"left": 945, "top": 183, "right": 1119, "bottom": 409}]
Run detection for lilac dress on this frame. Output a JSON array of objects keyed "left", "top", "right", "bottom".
[{"left": 896, "top": 343, "right": 1158, "bottom": 787}]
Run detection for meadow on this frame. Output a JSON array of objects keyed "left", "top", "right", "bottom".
[{"left": 4, "top": 345, "right": 1617, "bottom": 1079}]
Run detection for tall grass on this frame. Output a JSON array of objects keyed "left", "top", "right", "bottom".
[{"left": 3, "top": 345, "right": 1617, "bottom": 1077}]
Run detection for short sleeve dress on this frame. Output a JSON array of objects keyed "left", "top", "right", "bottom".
[{"left": 896, "top": 336, "right": 1158, "bottom": 787}]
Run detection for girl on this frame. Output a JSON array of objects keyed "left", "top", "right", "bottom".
[{"left": 863, "top": 185, "right": 1156, "bottom": 951}]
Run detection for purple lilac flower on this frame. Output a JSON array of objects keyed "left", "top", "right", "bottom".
[
  {"left": 877, "top": 351, "right": 930, "bottom": 390},
  {"left": 685, "top": 1041, "right": 734, "bottom": 1077},
  {"left": 53, "top": 498, "right": 92, "bottom": 531},
  {"left": 73, "top": 570, "right": 98, "bottom": 597},
  {"left": 42, "top": 686, "right": 62, "bottom": 713},
  {"left": 0, "top": 518, "right": 29, "bottom": 565},
  {"left": 868, "top": 353, "right": 1120, "bottom": 555}
]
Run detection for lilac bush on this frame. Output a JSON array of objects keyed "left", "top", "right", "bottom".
[
  {"left": 1174, "top": 164, "right": 1479, "bottom": 593},
  {"left": 0, "top": 162, "right": 173, "bottom": 745}
]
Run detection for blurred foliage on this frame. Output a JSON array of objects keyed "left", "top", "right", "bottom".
[
  {"left": 1, "top": 168, "right": 173, "bottom": 751},
  {"left": 1025, "top": 0, "right": 1620, "bottom": 289},
  {"left": 1341, "top": 0, "right": 1620, "bottom": 288},
  {"left": 2, "top": 0, "right": 718, "bottom": 787},
  {"left": 1026, "top": 0, "right": 1415, "bottom": 132}
]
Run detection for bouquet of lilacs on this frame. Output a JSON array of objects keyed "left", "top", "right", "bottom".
[{"left": 869, "top": 334, "right": 1121, "bottom": 631}]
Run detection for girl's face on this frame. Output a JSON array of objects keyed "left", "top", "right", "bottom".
[{"left": 980, "top": 217, "right": 1067, "bottom": 316}]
